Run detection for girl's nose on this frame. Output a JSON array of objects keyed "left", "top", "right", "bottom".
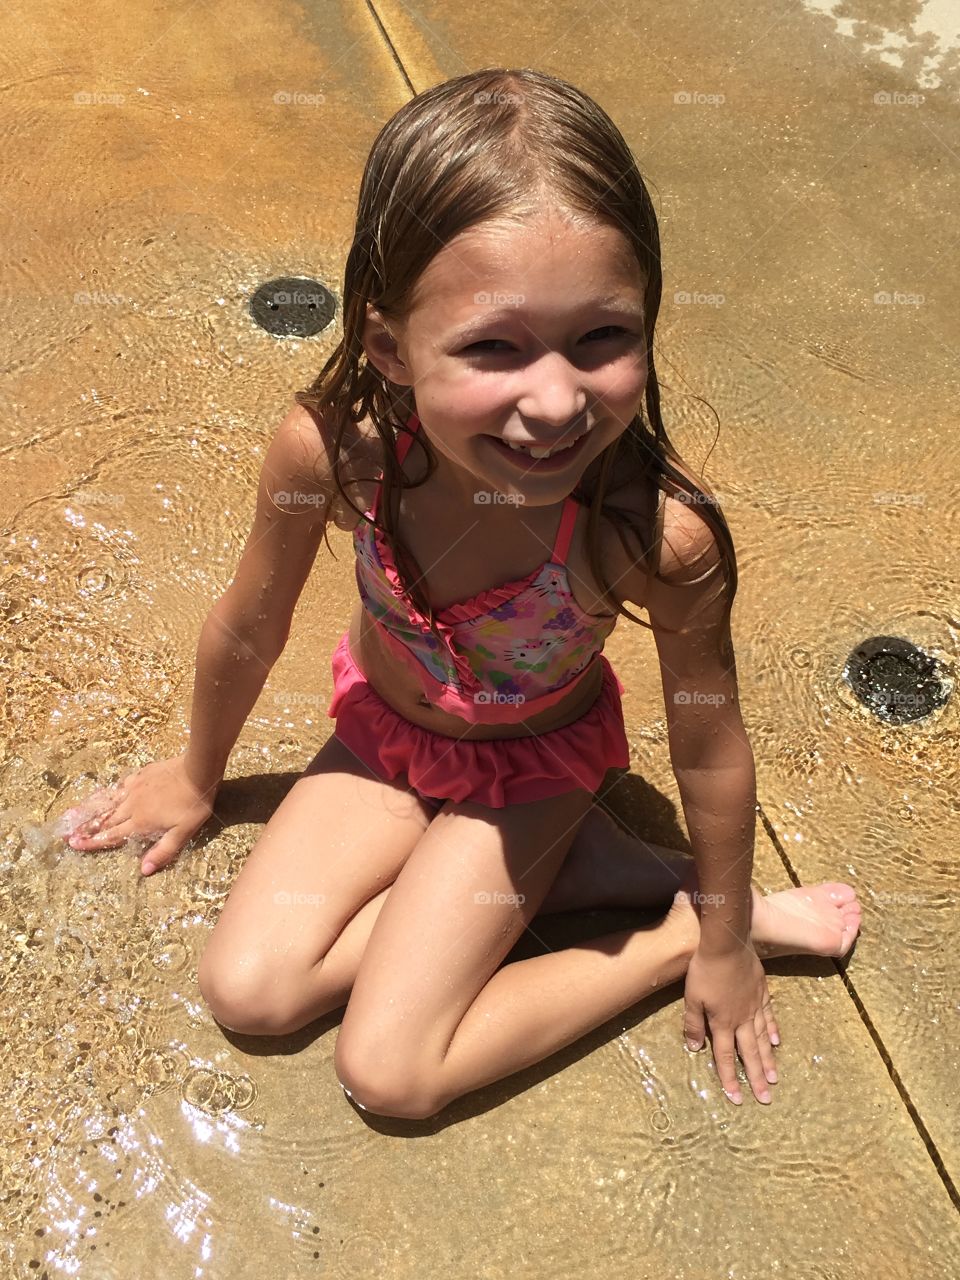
[{"left": 516, "top": 361, "right": 586, "bottom": 426}]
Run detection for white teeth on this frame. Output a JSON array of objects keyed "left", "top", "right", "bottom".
[{"left": 506, "top": 435, "right": 582, "bottom": 460}]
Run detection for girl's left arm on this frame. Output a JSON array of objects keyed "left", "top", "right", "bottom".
[
  {"left": 643, "top": 501, "right": 780, "bottom": 1104},
  {"left": 646, "top": 507, "right": 755, "bottom": 953}
]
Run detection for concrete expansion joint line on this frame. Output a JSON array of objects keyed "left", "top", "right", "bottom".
[
  {"left": 756, "top": 800, "right": 959, "bottom": 1213},
  {"left": 363, "top": 0, "right": 418, "bottom": 97}
]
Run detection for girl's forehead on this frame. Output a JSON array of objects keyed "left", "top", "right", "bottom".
[
  {"left": 431, "top": 214, "right": 630, "bottom": 269},
  {"left": 409, "top": 218, "right": 642, "bottom": 318}
]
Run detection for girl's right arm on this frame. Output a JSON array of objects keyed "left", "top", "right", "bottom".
[{"left": 64, "top": 403, "right": 340, "bottom": 874}]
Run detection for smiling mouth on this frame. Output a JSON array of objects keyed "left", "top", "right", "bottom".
[{"left": 488, "top": 432, "right": 588, "bottom": 463}]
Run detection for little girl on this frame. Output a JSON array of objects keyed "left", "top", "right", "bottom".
[{"left": 63, "top": 68, "right": 861, "bottom": 1118}]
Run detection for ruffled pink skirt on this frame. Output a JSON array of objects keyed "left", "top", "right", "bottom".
[{"left": 326, "top": 629, "right": 630, "bottom": 810}]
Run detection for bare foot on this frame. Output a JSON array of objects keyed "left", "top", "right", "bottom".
[
  {"left": 667, "top": 866, "right": 862, "bottom": 960},
  {"left": 748, "top": 884, "right": 862, "bottom": 959},
  {"left": 556, "top": 806, "right": 862, "bottom": 960}
]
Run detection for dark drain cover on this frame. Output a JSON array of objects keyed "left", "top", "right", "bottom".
[
  {"left": 249, "top": 276, "right": 336, "bottom": 337},
  {"left": 842, "top": 635, "right": 951, "bottom": 724}
]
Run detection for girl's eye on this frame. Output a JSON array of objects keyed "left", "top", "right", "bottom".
[
  {"left": 464, "top": 339, "right": 513, "bottom": 353},
  {"left": 464, "top": 327, "right": 628, "bottom": 354},
  {"left": 583, "top": 326, "right": 627, "bottom": 341}
]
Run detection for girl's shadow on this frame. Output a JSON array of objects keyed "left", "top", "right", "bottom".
[{"left": 207, "top": 768, "right": 303, "bottom": 833}]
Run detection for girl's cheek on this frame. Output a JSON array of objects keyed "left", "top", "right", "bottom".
[
  {"left": 602, "top": 363, "right": 647, "bottom": 406},
  {"left": 446, "top": 374, "right": 511, "bottom": 414}
]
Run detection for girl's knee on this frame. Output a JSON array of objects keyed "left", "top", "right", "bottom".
[
  {"left": 334, "top": 1035, "right": 442, "bottom": 1119},
  {"left": 197, "top": 947, "right": 329, "bottom": 1036}
]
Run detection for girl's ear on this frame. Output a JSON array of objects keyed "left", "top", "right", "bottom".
[{"left": 363, "top": 304, "right": 413, "bottom": 387}]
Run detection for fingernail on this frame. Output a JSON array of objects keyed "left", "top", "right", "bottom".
[
  {"left": 766, "top": 1069, "right": 778, "bottom": 1083},
  {"left": 141, "top": 863, "right": 154, "bottom": 876},
  {"left": 759, "top": 1090, "right": 771, "bottom": 1103},
  {"left": 770, "top": 1033, "right": 780, "bottom": 1045},
  {"left": 725, "top": 1089, "right": 742, "bottom": 1105},
  {"left": 685, "top": 1039, "right": 701, "bottom": 1052}
]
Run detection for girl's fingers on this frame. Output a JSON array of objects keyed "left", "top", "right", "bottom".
[
  {"left": 754, "top": 1008, "right": 778, "bottom": 1084},
  {"left": 735, "top": 1026, "right": 772, "bottom": 1104},
  {"left": 70, "top": 798, "right": 131, "bottom": 838},
  {"left": 67, "top": 822, "right": 98, "bottom": 846},
  {"left": 69, "top": 811, "right": 110, "bottom": 838},
  {"left": 764, "top": 996, "right": 780, "bottom": 1047},
  {"left": 759, "top": 986, "right": 780, "bottom": 1048},
  {"left": 84, "top": 786, "right": 125, "bottom": 813},
  {"left": 100, "top": 801, "right": 130, "bottom": 827},
  {"left": 140, "top": 831, "right": 183, "bottom": 876},
  {"left": 74, "top": 782, "right": 128, "bottom": 817},
  {"left": 68, "top": 817, "right": 104, "bottom": 842},
  {"left": 69, "top": 819, "right": 135, "bottom": 850},
  {"left": 713, "top": 1031, "right": 742, "bottom": 1104}
]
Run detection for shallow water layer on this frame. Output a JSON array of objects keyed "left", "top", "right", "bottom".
[{"left": 2, "top": 1, "right": 959, "bottom": 1277}]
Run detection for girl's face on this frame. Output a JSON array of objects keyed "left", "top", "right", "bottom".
[{"left": 365, "top": 209, "right": 649, "bottom": 508}]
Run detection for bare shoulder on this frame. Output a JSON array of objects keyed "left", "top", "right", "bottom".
[
  {"left": 655, "top": 472, "right": 724, "bottom": 582},
  {"left": 643, "top": 470, "right": 742, "bottom": 742},
  {"left": 269, "top": 404, "right": 333, "bottom": 491},
  {"left": 646, "top": 467, "right": 729, "bottom": 638},
  {"left": 281, "top": 402, "right": 383, "bottom": 531},
  {"left": 602, "top": 456, "right": 726, "bottom": 623}
]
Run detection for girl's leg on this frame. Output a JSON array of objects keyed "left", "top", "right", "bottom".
[
  {"left": 333, "top": 785, "right": 600, "bottom": 1118},
  {"left": 196, "top": 750, "right": 672, "bottom": 1038},
  {"left": 196, "top": 734, "right": 440, "bottom": 1036},
  {"left": 295, "top": 809, "right": 691, "bottom": 1020},
  {"left": 539, "top": 802, "right": 694, "bottom": 913},
  {"left": 332, "top": 790, "right": 860, "bottom": 1120},
  {"left": 258, "top": 810, "right": 858, "bottom": 1037}
]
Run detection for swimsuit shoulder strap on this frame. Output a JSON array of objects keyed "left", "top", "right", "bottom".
[
  {"left": 551, "top": 495, "right": 580, "bottom": 564},
  {"left": 370, "top": 412, "right": 420, "bottom": 521},
  {"left": 395, "top": 412, "right": 420, "bottom": 464}
]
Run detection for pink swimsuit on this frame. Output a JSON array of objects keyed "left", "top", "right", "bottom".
[
  {"left": 352, "top": 412, "right": 620, "bottom": 725},
  {"left": 325, "top": 412, "right": 631, "bottom": 809}
]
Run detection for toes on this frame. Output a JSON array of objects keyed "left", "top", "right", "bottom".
[
  {"left": 840, "top": 902, "right": 861, "bottom": 929},
  {"left": 825, "top": 882, "right": 857, "bottom": 904},
  {"left": 838, "top": 912, "right": 861, "bottom": 954}
]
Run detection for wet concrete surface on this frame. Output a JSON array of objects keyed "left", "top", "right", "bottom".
[{"left": 2, "top": 1, "right": 958, "bottom": 1276}]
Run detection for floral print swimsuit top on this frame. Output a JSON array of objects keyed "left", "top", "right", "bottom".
[{"left": 352, "top": 412, "right": 621, "bottom": 726}]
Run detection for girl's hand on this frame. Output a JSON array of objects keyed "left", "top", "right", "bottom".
[
  {"left": 61, "top": 756, "right": 219, "bottom": 876},
  {"left": 682, "top": 944, "right": 780, "bottom": 1105}
]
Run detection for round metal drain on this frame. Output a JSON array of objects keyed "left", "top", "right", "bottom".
[
  {"left": 842, "top": 635, "right": 951, "bottom": 724},
  {"left": 249, "top": 276, "right": 336, "bottom": 337}
]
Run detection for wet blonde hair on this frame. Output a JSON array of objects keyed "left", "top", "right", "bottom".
[{"left": 295, "top": 66, "right": 736, "bottom": 639}]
